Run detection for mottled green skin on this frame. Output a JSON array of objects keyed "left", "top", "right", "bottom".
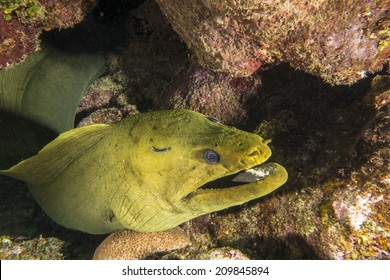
[{"left": 1, "top": 109, "right": 287, "bottom": 234}]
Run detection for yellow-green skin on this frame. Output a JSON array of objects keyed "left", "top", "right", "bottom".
[{"left": 1, "top": 109, "right": 287, "bottom": 234}]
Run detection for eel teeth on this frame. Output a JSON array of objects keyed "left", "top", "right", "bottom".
[{"left": 232, "top": 163, "right": 275, "bottom": 183}]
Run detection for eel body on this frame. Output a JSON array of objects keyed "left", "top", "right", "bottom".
[{"left": 0, "top": 46, "right": 106, "bottom": 169}]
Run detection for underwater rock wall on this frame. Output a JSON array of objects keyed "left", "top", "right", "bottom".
[
  {"left": 0, "top": 0, "right": 388, "bottom": 260},
  {"left": 0, "top": 0, "right": 98, "bottom": 68},
  {"left": 155, "top": 0, "right": 389, "bottom": 85}
]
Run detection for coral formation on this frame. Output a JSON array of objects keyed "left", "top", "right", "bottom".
[
  {"left": 93, "top": 228, "right": 190, "bottom": 260},
  {"left": 155, "top": 0, "right": 389, "bottom": 85},
  {"left": 0, "top": 0, "right": 98, "bottom": 68}
]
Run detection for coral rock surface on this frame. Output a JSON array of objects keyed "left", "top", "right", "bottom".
[
  {"left": 0, "top": 0, "right": 98, "bottom": 68},
  {"left": 155, "top": 0, "right": 389, "bottom": 84}
]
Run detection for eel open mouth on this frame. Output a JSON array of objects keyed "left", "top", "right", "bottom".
[
  {"left": 182, "top": 161, "right": 287, "bottom": 215},
  {"left": 200, "top": 162, "right": 279, "bottom": 190}
]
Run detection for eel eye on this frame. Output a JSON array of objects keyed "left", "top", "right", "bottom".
[{"left": 204, "top": 149, "right": 220, "bottom": 164}]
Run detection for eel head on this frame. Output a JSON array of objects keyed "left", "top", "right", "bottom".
[{"left": 112, "top": 110, "right": 288, "bottom": 232}]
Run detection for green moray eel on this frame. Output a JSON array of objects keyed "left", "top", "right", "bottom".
[
  {"left": 0, "top": 46, "right": 287, "bottom": 237},
  {"left": 1, "top": 109, "right": 287, "bottom": 234}
]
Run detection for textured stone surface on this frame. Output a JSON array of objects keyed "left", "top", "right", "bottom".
[
  {"left": 0, "top": 0, "right": 98, "bottom": 68},
  {"left": 155, "top": 0, "right": 389, "bottom": 85},
  {"left": 158, "top": 64, "right": 262, "bottom": 124}
]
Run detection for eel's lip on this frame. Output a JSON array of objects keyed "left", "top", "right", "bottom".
[{"left": 196, "top": 162, "right": 279, "bottom": 191}]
